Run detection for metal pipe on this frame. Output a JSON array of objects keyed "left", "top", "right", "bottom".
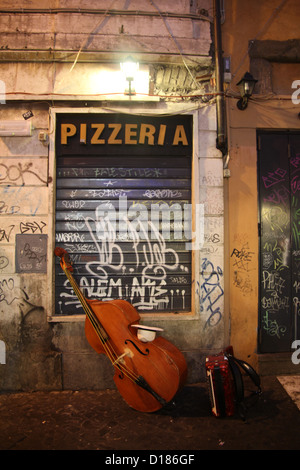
[
  {"left": 213, "top": 0, "right": 227, "bottom": 156},
  {"left": 0, "top": 8, "right": 213, "bottom": 23}
]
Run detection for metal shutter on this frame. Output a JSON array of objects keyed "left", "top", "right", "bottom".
[{"left": 55, "top": 113, "right": 192, "bottom": 315}]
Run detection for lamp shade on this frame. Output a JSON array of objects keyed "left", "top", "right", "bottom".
[
  {"left": 120, "top": 56, "right": 139, "bottom": 80},
  {"left": 236, "top": 72, "right": 257, "bottom": 97}
]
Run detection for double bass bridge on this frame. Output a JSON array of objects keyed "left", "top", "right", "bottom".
[{"left": 112, "top": 349, "right": 132, "bottom": 366}]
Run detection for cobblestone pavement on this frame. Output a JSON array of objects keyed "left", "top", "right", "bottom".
[{"left": 0, "top": 376, "right": 299, "bottom": 452}]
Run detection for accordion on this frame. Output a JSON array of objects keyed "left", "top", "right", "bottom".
[
  {"left": 206, "top": 353, "right": 235, "bottom": 417},
  {"left": 205, "top": 346, "right": 261, "bottom": 419}
]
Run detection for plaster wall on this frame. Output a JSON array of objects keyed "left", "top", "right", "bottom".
[
  {"left": 0, "top": 96, "right": 225, "bottom": 391},
  {"left": 221, "top": 0, "right": 300, "bottom": 370},
  {"left": 0, "top": 0, "right": 229, "bottom": 391},
  {"left": 226, "top": 97, "right": 300, "bottom": 369}
]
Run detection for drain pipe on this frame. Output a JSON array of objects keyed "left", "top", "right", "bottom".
[
  {"left": 213, "top": 1, "right": 230, "bottom": 348},
  {"left": 213, "top": 0, "right": 227, "bottom": 159}
]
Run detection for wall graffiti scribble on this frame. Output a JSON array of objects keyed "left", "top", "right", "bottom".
[
  {"left": 231, "top": 241, "right": 254, "bottom": 296},
  {"left": 0, "top": 277, "right": 44, "bottom": 321},
  {"left": 196, "top": 258, "right": 224, "bottom": 329},
  {"left": 0, "top": 221, "right": 47, "bottom": 244},
  {"left": 0, "top": 162, "right": 48, "bottom": 185}
]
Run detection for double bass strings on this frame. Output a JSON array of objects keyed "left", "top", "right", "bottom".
[
  {"left": 62, "top": 265, "right": 140, "bottom": 385},
  {"left": 56, "top": 249, "right": 181, "bottom": 410},
  {"left": 63, "top": 267, "right": 119, "bottom": 361}
]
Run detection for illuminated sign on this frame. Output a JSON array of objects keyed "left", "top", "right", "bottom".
[{"left": 56, "top": 113, "right": 192, "bottom": 156}]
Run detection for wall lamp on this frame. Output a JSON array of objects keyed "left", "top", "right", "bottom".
[
  {"left": 236, "top": 72, "right": 258, "bottom": 110},
  {"left": 120, "top": 56, "right": 139, "bottom": 96}
]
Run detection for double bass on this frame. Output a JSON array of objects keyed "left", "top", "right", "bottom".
[{"left": 54, "top": 247, "right": 187, "bottom": 412}]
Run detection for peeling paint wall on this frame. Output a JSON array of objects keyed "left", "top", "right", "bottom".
[
  {"left": 0, "top": 103, "right": 61, "bottom": 390},
  {"left": 0, "top": 1, "right": 228, "bottom": 391}
]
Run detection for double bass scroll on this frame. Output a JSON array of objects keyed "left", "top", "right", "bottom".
[{"left": 54, "top": 247, "right": 187, "bottom": 412}]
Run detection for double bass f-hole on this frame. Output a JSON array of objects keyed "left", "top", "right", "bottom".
[{"left": 125, "top": 339, "right": 150, "bottom": 356}]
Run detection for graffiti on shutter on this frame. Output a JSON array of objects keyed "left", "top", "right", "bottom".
[{"left": 55, "top": 113, "right": 193, "bottom": 314}]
